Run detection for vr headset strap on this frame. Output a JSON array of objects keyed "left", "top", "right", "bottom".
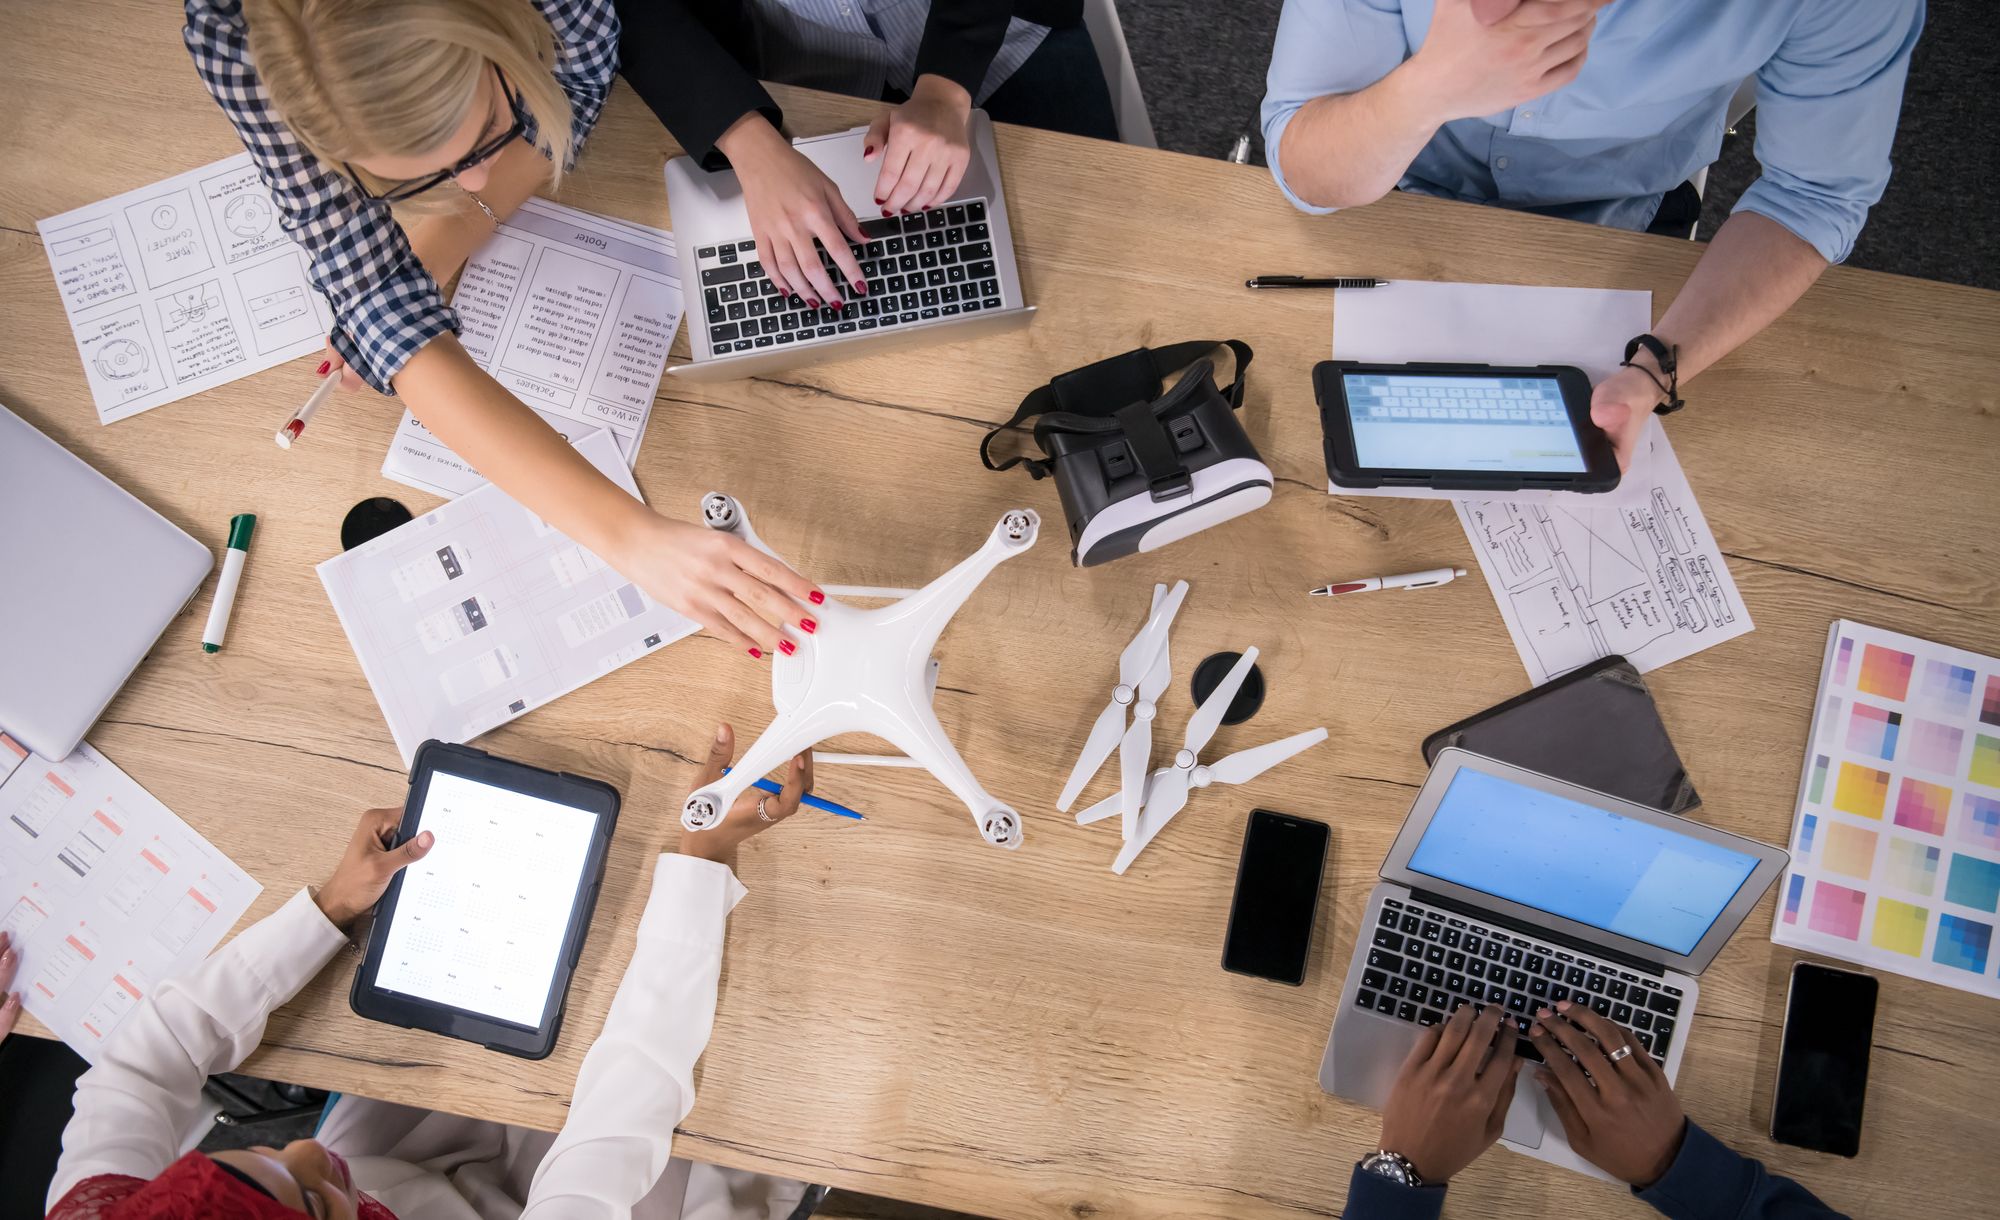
[{"left": 980, "top": 339, "right": 1252, "bottom": 480}]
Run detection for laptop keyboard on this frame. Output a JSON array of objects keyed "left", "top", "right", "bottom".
[
  {"left": 1356, "top": 896, "right": 1680, "bottom": 1068},
  {"left": 694, "top": 198, "right": 1003, "bottom": 356}
]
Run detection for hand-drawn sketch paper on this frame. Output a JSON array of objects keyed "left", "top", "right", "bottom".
[
  {"left": 1453, "top": 425, "right": 1753, "bottom": 683},
  {"left": 383, "top": 198, "right": 684, "bottom": 498},
  {"left": 37, "top": 153, "right": 335, "bottom": 424}
]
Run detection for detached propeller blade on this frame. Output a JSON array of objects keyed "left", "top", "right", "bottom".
[
  {"left": 1181, "top": 646, "right": 1259, "bottom": 757},
  {"left": 1057, "top": 699, "right": 1127, "bottom": 811},
  {"left": 1117, "top": 626, "right": 1177, "bottom": 839},
  {"left": 1059, "top": 584, "right": 1174, "bottom": 811},
  {"left": 1076, "top": 767, "right": 1164, "bottom": 825},
  {"left": 1205, "top": 728, "right": 1329, "bottom": 786},
  {"left": 1111, "top": 769, "right": 1193, "bottom": 874},
  {"left": 1119, "top": 582, "right": 1186, "bottom": 689}
]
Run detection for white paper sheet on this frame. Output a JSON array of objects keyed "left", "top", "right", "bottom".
[
  {"left": 324, "top": 429, "right": 698, "bottom": 763},
  {"left": 0, "top": 739, "right": 261, "bottom": 1061},
  {"left": 37, "top": 153, "right": 335, "bottom": 424},
  {"left": 384, "top": 198, "right": 684, "bottom": 498},
  {"left": 1771, "top": 621, "right": 2000, "bottom": 1000},
  {"left": 1328, "top": 279, "right": 1658, "bottom": 505},
  {"left": 1452, "top": 424, "right": 1753, "bottom": 683}
]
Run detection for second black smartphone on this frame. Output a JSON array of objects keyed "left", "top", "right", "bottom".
[
  {"left": 1221, "top": 809, "right": 1330, "bottom": 986},
  {"left": 1770, "top": 961, "right": 1877, "bottom": 1157}
]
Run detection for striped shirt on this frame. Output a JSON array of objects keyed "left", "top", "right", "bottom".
[
  {"left": 182, "top": 0, "right": 620, "bottom": 395},
  {"left": 748, "top": 0, "right": 1049, "bottom": 103}
]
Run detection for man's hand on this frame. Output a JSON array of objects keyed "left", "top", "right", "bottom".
[
  {"left": 0, "top": 931, "right": 21, "bottom": 1042},
  {"left": 718, "top": 114, "right": 869, "bottom": 310},
  {"left": 1589, "top": 363, "right": 1667, "bottom": 470},
  {"left": 1406, "top": 0, "right": 1608, "bottom": 122},
  {"left": 315, "top": 807, "right": 435, "bottom": 932},
  {"left": 1375, "top": 1004, "right": 1525, "bottom": 1182},
  {"left": 678, "top": 723, "right": 814, "bottom": 863},
  {"left": 865, "top": 75, "right": 974, "bottom": 215},
  {"left": 1528, "top": 1001, "right": 1687, "bottom": 1186}
]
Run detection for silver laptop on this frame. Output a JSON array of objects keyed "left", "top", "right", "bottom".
[
  {"left": 0, "top": 404, "right": 212, "bottom": 759},
  {"left": 664, "top": 111, "right": 1033, "bottom": 381},
  {"left": 1320, "top": 749, "right": 1786, "bottom": 1181}
]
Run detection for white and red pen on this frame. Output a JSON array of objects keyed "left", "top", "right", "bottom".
[
  {"left": 1310, "top": 567, "right": 1468, "bottom": 597},
  {"left": 274, "top": 373, "right": 338, "bottom": 449}
]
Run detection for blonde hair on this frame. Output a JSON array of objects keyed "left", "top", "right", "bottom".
[{"left": 242, "top": 0, "right": 573, "bottom": 202}]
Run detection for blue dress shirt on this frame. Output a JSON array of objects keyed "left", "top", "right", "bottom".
[{"left": 1260, "top": 0, "right": 1923, "bottom": 263}]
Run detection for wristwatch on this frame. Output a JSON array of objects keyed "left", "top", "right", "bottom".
[
  {"left": 1359, "top": 1150, "right": 1424, "bottom": 1188},
  {"left": 1621, "top": 333, "right": 1686, "bottom": 415}
]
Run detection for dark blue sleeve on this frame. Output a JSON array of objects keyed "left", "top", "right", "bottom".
[
  {"left": 1341, "top": 1163, "right": 1446, "bottom": 1220},
  {"left": 1638, "top": 1122, "right": 1850, "bottom": 1219}
]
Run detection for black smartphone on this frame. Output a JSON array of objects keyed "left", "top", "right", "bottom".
[
  {"left": 1221, "top": 809, "right": 1330, "bottom": 985},
  {"left": 1770, "top": 962, "right": 1877, "bottom": 1157}
]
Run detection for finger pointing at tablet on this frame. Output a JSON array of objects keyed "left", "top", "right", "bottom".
[{"left": 316, "top": 805, "right": 437, "bottom": 931}]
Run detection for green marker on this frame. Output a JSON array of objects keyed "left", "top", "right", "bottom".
[{"left": 201, "top": 514, "right": 256, "bottom": 654}]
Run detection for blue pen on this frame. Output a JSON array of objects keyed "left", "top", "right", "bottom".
[{"left": 722, "top": 767, "right": 866, "bottom": 821}]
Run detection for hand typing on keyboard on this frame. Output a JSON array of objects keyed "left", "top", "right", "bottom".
[
  {"left": 1374, "top": 1004, "right": 1524, "bottom": 1184},
  {"left": 863, "top": 74, "right": 974, "bottom": 216},
  {"left": 715, "top": 114, "right": 869, "bottom": 309},
  {"left": 1528, "top": 1001, "right": 1688, "bottom": 1187}
]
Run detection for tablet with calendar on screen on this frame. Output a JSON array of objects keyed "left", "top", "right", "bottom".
[
  {"left": 350, "top": 740, "right": 619, "bottom": 1059},
  {"left": 1315, "top": 360, "right": 1622, "bottom": 493}
]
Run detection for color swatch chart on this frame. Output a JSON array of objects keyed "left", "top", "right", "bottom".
[
  {"left": 0, "top": 738, "right": 261, "bottom": 1059},
  {"left": 1772, "top": 621, "right": 2000, "bottom": 999}
]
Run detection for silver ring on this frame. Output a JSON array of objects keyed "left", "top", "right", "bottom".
[
  {"left": 1607, "top": 1044, "right": 1633, "bottom": 1063},
  {"left": 755, "top": 795, "right": 773, "bottom": 823}
]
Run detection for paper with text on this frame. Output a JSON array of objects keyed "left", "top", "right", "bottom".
[
  {"left": 1452, "top": 425, "right": 1752, "bottom": 683},
  {"left": 1772, "top": 621, "right": 2000, "bottom": 1000},
  {"left": 384, "top": 198, "right": 683, "bottom": 498},
  {"left": 37, "top": 153, "right": 335, "bottom": 424},
  {"left": 0, "top": 741, "right": 261, "bottom": 1061},
  {"left": 324, "top": 429, "right": 698, "bottom": 763},
  {"left": 1328, "top": 280, "right": 1657, "bottom": 505}
]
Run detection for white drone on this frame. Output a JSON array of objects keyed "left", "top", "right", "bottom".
[
  {"left": 1065, "top": 592, "right": 1328, "bottom": 872},
  {"left": 679, "top": 494, "right": 1039, "bottom": 849}
]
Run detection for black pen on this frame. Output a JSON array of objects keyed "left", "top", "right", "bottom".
[{"left": 1245, "top": 275, "right": 1392, "bottom": 290}]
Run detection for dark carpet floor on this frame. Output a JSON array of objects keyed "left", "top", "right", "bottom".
[{"left": 1117, "top": 0, "right": 2000, "bottom": 290}]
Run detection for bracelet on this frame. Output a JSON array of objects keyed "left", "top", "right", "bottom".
[{"left": 1621, "top": 333, "right": 1685, "bottom": 415}]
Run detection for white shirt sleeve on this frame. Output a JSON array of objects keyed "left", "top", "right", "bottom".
[
  {"left": 522, "top": 853, "right": 747, "bottom": 1219},
  {"left": 47, "top": 889, "right": 348, "bottom": 1210}
]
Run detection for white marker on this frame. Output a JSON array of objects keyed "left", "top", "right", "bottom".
[
  {"left": 275, "top": 375, "right": 337, "bottom": 448},
  {"left": 1309, "top": 567, "right": 1467, "bottom": 597},
  {"left": 202, "top": 514, "right": 257, "bottom": 654}
]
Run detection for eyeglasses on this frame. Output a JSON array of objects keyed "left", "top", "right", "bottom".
[{"left": 347, "top": 67, "right": 526, "bottom": 202}]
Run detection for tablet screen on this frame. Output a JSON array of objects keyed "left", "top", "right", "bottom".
[
  {"left": 372, "top": 771, "right": 599, "bottom": 1028},
  {"left": 1343, "top": 373, "right": 1586, "bottom": 473}
]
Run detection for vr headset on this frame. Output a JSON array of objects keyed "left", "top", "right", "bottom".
[{"left": 980, "top": 340, "right": 1271, "bottom": 567}]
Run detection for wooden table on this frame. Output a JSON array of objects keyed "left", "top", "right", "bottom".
[{"left": 4, "top": 3, "right": 1998, "bottom": 1216}]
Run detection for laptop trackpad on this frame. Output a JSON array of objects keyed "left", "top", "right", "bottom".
[{"left": 1501, "top": 1069, "right": 1548, "bottom": 1148}]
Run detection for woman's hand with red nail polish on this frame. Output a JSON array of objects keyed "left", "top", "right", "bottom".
[
  {"left": 716, "top": 113, "right": 868, "bottom": 310},
  {"left": 616, "top": 515, "right": 823, "bottom": 660},
  {"left": 315, "top": 340, "right": 369, "bottom": 393}
]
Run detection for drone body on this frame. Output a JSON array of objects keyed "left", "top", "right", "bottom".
[{"left": 679, "top": 494, "right": 1039, "bottom": 849}]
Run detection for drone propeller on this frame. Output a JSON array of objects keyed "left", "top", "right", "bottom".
[
  {"left": 1110, "top": 728, "right": 1326, "bottom": 875},
  {"left": 1055, "top": 581, "right": 1189, "bottom": 812},
  {"left": 1116, "top": 606, "right": 1177, "bottom": 839},
  {"left": 1074, "top": 646, "right": 1256, "bottom": 830}
]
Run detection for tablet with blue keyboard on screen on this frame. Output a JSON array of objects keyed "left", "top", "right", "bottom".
[{"left": 1314, "top": 360, "right": 1622, "bottom": 494}]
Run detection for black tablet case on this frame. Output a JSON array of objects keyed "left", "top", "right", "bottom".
[{"left": 1421, "top": 656, "right": 1699, "bottom": 814}]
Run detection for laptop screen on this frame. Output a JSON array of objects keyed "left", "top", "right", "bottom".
[{"left": 1407, "top": 767, "right": 1762, "bottom": 955}]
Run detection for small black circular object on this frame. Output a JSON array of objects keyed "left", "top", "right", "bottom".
[
  {"left": 1191, "top": 652, "right": 1265, "bottom": 726},
  {"left": 341, "top": 497, "right": 413, "bottom": 551}
]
